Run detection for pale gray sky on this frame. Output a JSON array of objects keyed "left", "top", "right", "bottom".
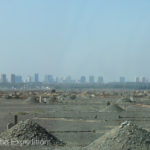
[{"left": 0, "top": 0, "right": 150, "bottom": 81}]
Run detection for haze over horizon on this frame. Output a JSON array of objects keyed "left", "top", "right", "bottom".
[{"left": 0, "top": 0, "right": 150, "bottom": 82}]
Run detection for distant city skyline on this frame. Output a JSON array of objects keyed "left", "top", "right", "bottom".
[{"left": 0, "top": 73, "right": 149, "bottom": 83}]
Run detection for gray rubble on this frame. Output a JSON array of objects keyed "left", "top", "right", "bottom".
[
  {"left": 0, "top": 119, "right": 64, "bottom": 146},
  {"left": 101, "top": 104, "right": 125, "bottom": 112},
  {"left": 85, "top": 121, "right": 150, "bottom": 150}
]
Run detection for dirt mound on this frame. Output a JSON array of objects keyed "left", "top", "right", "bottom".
[
  {"left": 117, "top": 97, "right": 135, "bottom": 104},
  {"left": 24, "top": 97, "right": 39, "bottom": 104},
  {"left": 85, "top": 121, "right": 150, "bottom": 150},
  {"left": 101, "top": 104, "right": 124, "bottom": 112},
  {"left": 0, "top": 119, "right": 64, "bottom": 146}
]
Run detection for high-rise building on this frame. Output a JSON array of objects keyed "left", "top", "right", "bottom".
[
  {"left": 26, "top": 76, "right": 32, "bottom": 83},
  {"left": 135, "top": 77, "right": 140, "bottom": 83},
  {"left": 120, "top": 77, "right": 125, "bottom": 83},
  {"left": 142, "top": 77, "right": 147, "bottom": 83},
  {"left": 10, "top": 74, "right": 16, "bottom": 83},
  {"left": 98, "top": 76, "right": 103, "bottom": 83},
  {"left": 0, "top": 74, "right": 7, "bottom": 83},
  {"left": 89, "top": 76, "right": 95, "bottom": 84},
  {"left": 59, "top": 77, "right": 64, "bottom": 83},
  {"left": 80, "top": 76, "right": 86, "bottom": 83},
  {"left": 64, "top": 76, "right": 72, "bottom": 83},
  {"left": 15, "top": 75, "right": 23, "bottom": 83},
  {"left": 44, "top": 75, "right": 54, "bottom": 83},
  {"left": 34, "top": 73, "right": 39, "bottom": 82},
  {"left": 55, "top": 77, "right": 60, "bottom": 83}
]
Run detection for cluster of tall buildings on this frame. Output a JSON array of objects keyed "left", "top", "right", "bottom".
[
  {"left": 44, "top": 75, "right": 104, "bottom": 84},
  {"left": 0, "top": 74, "right": 149, "bottom": 84},
  {"left": 119, "top": 76, "right": 148, "bottom": 83},
  {"left": 135, "top": 77, "right": 148, "bottom": 83},
  {"left": 0, "top": 74, "right": 39, "bottom": 83},
  {"left": 0, "top": 74, "right": 104, "bottom": 84},
  {"left": 80, "top": 76, "right": 104, "bottom": 84}
]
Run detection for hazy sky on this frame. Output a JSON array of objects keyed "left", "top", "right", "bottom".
[{"left": 0, "top": 0, "right": 150, "bottom": 81}]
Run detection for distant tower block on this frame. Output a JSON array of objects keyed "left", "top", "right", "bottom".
[
  {"left": 80, "top": 76, "right": 86, "bottom": 83},
  {"left": 10, "top": 74, "right": 16, "bottom": 83},
  {"left": 89, "top": 76, "right": 95, "bottom": 84},
  {"left": 34, "top": 73, "right": 39, "bottom": 82},
  {"left": 135, "top": 77, "right": 140, "bottom": 83},
  {"left": 98, "top": 76, "right": 104, "bottom": 83},
  {"left": 142, "top": 77, "right": 147, "bottom": 83},
  {"left": 120, "top": 77, "right": 125, "bottom": 83},
  {"left": 1, "top": 74, "right": 7, "bottom": 83}
]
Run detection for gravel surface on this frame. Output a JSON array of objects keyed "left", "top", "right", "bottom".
[
  {"left": 85, "top": 121, "right": 150, "bottom": 150},
  {"left": 101, "top": 104, "right": 125, "bottom": 112},
  {"left": 0, "top": 119, "right": 64, "bottom": 146}
]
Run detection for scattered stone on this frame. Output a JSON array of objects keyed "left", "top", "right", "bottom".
[
  {"left": 0, "top": 119, "right": 64, "bottom": 146},
  {"left": 85, "top": 121, "right": 150, "bottom": 150},
  {"left": 117, "top": 97, "right": 136, "bottom": 104}
]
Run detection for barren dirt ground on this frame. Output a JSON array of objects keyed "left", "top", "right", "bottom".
[{"left": 0, "top": 90, "right": 150, "bottom": 150}]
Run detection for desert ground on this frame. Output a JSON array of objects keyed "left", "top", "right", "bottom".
[{"left": 0, "top": 89, "right": 150, "bottom": 150}]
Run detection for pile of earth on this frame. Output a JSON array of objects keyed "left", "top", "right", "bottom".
[
  {"left": 101, "top": 104, "right": 125, "bottom": 112},
  {"left": 85, "top": 121, "right": 150, "bottom": 150},
  {"left": 0, "top": 119, "right": 64, "bottom": 146},
  {"left": 117, "top": 97, "right": 135, "bottom": 104},
  {"left": 24, "top": 97, "right": 39, "bottom": 104}
]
